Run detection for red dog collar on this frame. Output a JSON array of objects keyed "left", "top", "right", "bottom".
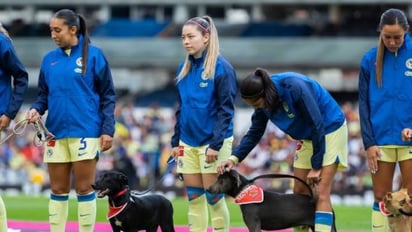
[
  {"left": 107, "top": 203, "right": 128, "bottom": 219},
  {"left": 234, "top": 184, "right": 264, "bottom": 205},
  {"left": 379, "top": 201, "right": 392, "bottom": 216}
]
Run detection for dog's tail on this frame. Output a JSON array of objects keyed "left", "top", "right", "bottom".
[{"left": 249, "top": 173, "right": 315, "bottom": 199}]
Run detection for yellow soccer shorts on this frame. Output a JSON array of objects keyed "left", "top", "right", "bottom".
[
  {"left": 177, "top": 137, "right": 233, "bottom": 174},
  {"left": 44, "top": 138, "right": 100, "bottom": 163},
  {"left": 378, "top": 146, "right": 412, "bottom": 162},
  {"left": 294, "top": 122, "right": 348, "bottom": 170}
]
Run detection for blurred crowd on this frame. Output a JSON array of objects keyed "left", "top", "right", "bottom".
[{"left": 0, "top": 100, "right": 396, "bottom": 196}]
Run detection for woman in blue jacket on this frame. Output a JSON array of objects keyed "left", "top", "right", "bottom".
[
  {"left": 26, "top": 9, "right": 115, "bottom": 232},
  {"left": 358, "top": 8, "right": 412, "bottom": 232},
  {"left": 0, "top": 22, "right": 29, "bottom": 232},
  {"left": 170, "top": 15, "right": 238, "bottom": 232},
  {"left": 218, "top": 68, "right": 347, "bottom": 232}
]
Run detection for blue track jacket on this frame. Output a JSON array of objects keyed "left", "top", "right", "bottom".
[
  {"left": 233, "top": 72, "right": 345, "bottom": 169},
  {"left": 359, "top": 34, "right": 412, "bottom": 149},
  {"left": 171, "top": 53, "right": 238, "bottom": 151},
  {"left": 31, "top": 36, "right": 115, "bottom": 139},
  {"left": 0, "top": 34, "right": 28, "bottom": 119}
]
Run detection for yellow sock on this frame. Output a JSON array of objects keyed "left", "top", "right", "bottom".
[
  {"left": 314, "top": 211, "right": 333, "bottom": 232},
  {"left": 77, "top": 192, "right": 96, "bottom": 232},
  {"left": 187, "top": 187, "right": 208, "bottom": 232},
  {"left": 49, "top": 193, "right": 69, "bottom": 232},
  {"left": 0, "top": 196, "right": 7, "bottom": 232},
  {"left": 207, "top": 194, "right": 229, "bottom": 232},
  {"left": 372, "top": 202, "right": 388, "bottom": 232}
]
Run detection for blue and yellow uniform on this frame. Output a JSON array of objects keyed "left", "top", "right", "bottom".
[
  {"left": 359, "top": 34, "right": 412, "bottom": 150},
  {"left": 171, "top": 51, "right": 237, "bottom": 232},
  {"left": 171, "top": 53, "right": 238, "bottom": 173},
  {"left": 31, "top": 35, "right": 115, "bottom": 141},
  {"left": 359, "top": 33, "right": 412, "bottom": 232},
  {"left": 232, "top": 72, "right": 347, "bottom": 170},
  {"left": 30, "top": 35, "right": 115, "bottom": 232}
]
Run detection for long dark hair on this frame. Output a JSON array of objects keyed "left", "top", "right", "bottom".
[
  {"left": 240, "top": 67, "right": 281, "bottom": 113},
  {"left": 53, "top": 9, "right": 90, "bottom": 75}
]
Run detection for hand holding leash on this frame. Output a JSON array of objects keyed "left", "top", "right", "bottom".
[
  {"left": 32, "top": 119, "right": 55, "bottom": 146},
  {"left": 170, "top": 146, "right": 180, "bottom": 161},
  {"left": 0, "top": 114, "right": 11, "bottom": 130},
  {"left": 26, "top": 108, "right": 40, "bottom": 123}
]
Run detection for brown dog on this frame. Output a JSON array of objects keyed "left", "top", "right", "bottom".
[{"left": 382, "top": 188, "right": 412, "bottom": 232}]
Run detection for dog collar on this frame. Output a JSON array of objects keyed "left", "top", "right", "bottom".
[
  {"left": 379, "top": 201, "right": 392, "bottom": 216},
  {"left": 107, "top": 203, "right": 128, "bottom": 219},
  {"left": 114, "top": 189, "right": 128, "bottom": 198},
  {"left": 234, "top": 184, "right": 264, "bottom": 205}
]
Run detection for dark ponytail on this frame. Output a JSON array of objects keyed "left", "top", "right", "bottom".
[
  {"left": 77, "top": 14, "right": 90, "bottom": 75},
  {"left": 241, "top": 67, "right": 281, "bottom": 113},
  {"left": 53, "top": 9, "right": 90, "bottom": 75}
]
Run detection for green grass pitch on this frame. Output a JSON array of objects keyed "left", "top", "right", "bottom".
[{"left": 3, "top": 195, "right": 371, "bottom": 230}]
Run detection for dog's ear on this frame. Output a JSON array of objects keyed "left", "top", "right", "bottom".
[
  {"left": 229, "top": 170, "right": 242, "bottom": 189},
  {"left": 116, "top": 172, "right": 128, "bottom": 185},
  {"left": 385, "top": 192, "right": 393, "bottom": 202}
]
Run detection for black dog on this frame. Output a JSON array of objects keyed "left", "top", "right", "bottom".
[
  {"left": 207, "top": 169, "right": 336, "bottom": 232},
  {"left": 92, "top": 171, "right": 175, "bottom": 232}
]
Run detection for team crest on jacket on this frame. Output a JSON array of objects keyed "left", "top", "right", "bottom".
[
  {"left": 282, "top": 102, "right": 295, "bottom": 118},
  {"left": 406, "top": 58, "right": 412, "bottom": 69},
  {"left": 74, "top": 57, "right": 83, "bottom": 73},
  {"left": 76, "top": 57, "right": 83, "bottom": 67},
  {"left": 405, "top": 58, "right": 412, "bottom": 76}
]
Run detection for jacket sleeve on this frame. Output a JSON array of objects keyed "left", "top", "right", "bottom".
[
  {"left": 31, "top": 69, "right": 49, "bottom": 115},
  {"left": 171, "top": 93, "right": 182, "bottom": 148},
  {"left": 208, "top": 68, "right": 238, "bottom": 151},
  {"left": 94, "top": 52, "right": 116, "bottom": 137},
  {"left": 294, "top": 82, "right": 325, "bottom": 170},
  {"left": 1, "top": 40, "right": 28, "bottom": 119},
  {"left": 358, "top": 59, "right": 375, "bottom": 149},
  {"left": 232, "top": 109, "right": 268, "bottom": 162}
]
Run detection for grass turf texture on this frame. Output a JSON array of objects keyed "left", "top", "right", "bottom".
[{"left": 3, "top": 195, "right": 371, "bottom": 230}]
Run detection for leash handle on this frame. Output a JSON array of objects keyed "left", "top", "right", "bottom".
[
  {"left": 0, "top": 119, "right": 29, "bottom": 145},
  {"left": 249, "top": 173, "right": 314, "bottom": 199},
  {"left": 132, "top": 156, "right": 179, "bottom": 195},
  {"left": 32, "top": 119, "right": 55, "bottom": 146}
]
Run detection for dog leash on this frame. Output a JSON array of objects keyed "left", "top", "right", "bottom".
[
  {"left": 31, "top": 119, "right": 55, "bottom": 146},
  {"left": 0, "top": 118, "right": 55, "bottom": 146},
  {"left": 249, "top": 173, "right": 314, "bottom": 199},
  {"left": 0, "top": 119, "right": 29, "bottom": 145},
  {"left": 131, "top": 156, "right": 178, "bottom": 195}
]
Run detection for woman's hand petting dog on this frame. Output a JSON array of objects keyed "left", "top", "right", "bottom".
[{"left": 217, "top": 159, "right": 235, "bottom": 174}]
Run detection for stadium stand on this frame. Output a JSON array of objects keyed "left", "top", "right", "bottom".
[{"left": 92, "top": 19, "right": 171, "bottom": 37}]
